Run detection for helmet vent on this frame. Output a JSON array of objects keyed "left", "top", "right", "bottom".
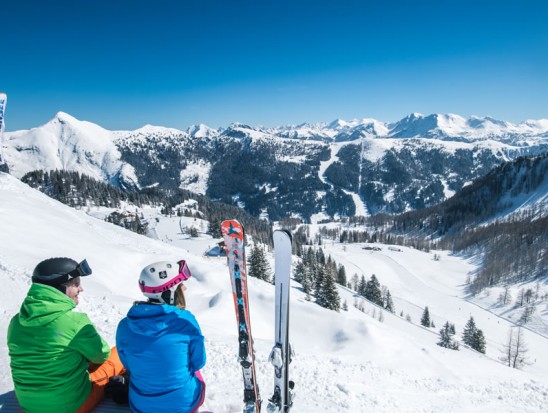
[{"left": 159, "top": 270, "right": 168, "bottom": 279}]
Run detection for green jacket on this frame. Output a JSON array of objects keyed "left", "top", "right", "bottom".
[{"left": 7, "top": 283, "right": 111, "bottom": 413}]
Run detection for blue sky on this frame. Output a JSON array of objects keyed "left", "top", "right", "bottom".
[{"left": 1, "top": 0, "right": 547, "bottom": 131}]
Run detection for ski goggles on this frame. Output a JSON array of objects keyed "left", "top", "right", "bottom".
[
  {"left": 68, "top": 259, "right": 93, "bottom": 279},
  {"left": 44, "top": 259, "right": 92, "bottom": 286},
  {"left": 177, "top": 260, "right": 192, "bottom": 281}
]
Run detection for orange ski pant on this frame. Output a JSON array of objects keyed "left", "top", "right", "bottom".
[{"left": 75, "top": 346, "right": 126, "bottom": 413}]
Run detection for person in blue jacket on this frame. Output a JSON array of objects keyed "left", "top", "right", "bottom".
[{"left": 116, "top": 260, "right": 206, "bottom": 413}]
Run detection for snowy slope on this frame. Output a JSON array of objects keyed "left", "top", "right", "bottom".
[{"left": 1, "top": 173, "right": 547, "bottom": 412}]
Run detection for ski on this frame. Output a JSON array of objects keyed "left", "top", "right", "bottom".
[
  {"left": 221, "top": 219, "right": 262, "bottom": 413},
  {"left": 267, "top": 229, "right": 294, "bottom": 413},
  {"left": 0, "top": 93, "right": 9, "bottom": 174}
]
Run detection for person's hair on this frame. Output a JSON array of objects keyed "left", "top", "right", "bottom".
[
  {"left": 139, "top": 283, "right": 186, "bottom": 308},
  {"left": 174, "top": 283, "right": 186, "bottom": 309},
  {"left": 64, "top": 277, "right": 80, "bottom": 287},
  {"left": 58, "top": 276, "right": 80, "bottom": 294}
]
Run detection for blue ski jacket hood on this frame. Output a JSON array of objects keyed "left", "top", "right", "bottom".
[{"left": 116, "top": 303, "right": 206, "bottom": 413}]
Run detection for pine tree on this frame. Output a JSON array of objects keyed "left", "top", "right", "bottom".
[
  {"left": 357, "top": 275, "right": 367, "bottom": 296},
  {"left": 462, "top": 316, "right": 487, "bottom": 353},
  {"left": 316, "top": 269, "right": 341, "bottom": 311},
  {"left": 420, "top": 306, "right": 431, "bottom": 327},
  {"left": 294, "top": 261, "right": 306, "bottom": 283},
  {"left": 437, "top": 322, "right": 459, "bottom": 350},
  {"left": 207, "top": 218, "right": 222, "bottom": 238},
  {"left": 316, "top": 247, "right": 325, "bottom": 265},
  {"left": 472, "top": 329, "right": 487, "bottom": 354},
  {"left": 301, "top": 273, "right": 313, "bottom": 295},
  {"left": 385, "top": 290, "right": 395, "bottom": 313},
  {"left": 337, "top": 265, "right": 347, "bottom": 286},
  {"left": 462, "top": 316, "right": 477, "bottom": 347},
  {"left": 248, "top": 244, "right": 272, "bottom": 282},
  {"left": 365, "top": 274, "right": 382, "bottom": 306},
  {"left": 314, "top": 265, "right": 325, "bottom": 297}
]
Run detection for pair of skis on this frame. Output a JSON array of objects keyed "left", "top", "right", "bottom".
[{"left": 221, "top": 220, "right": 294, "bottom": 413}]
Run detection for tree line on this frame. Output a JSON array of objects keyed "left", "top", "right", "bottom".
[{"left": 21, "top": 169, "right": 273, "bottom": 246}]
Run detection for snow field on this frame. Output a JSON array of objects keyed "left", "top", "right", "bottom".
[{"left": 1, "top": 173, "right": 547, "bottom": 412}]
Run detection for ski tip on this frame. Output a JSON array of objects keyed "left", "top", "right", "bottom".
[
  {"left": 274, "top": 228, "right": 292, "bottom": 242},
  {"left": 221, "top": 220, "right": 244, "bottom": 239}
]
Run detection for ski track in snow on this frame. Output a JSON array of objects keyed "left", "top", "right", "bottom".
[{"left": 318, "top": 142, "right": 368, "bottom": 219}]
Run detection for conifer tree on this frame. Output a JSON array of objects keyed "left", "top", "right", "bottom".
[
  {"left": 294, "top": 261, "right": 306, "bottom": 284},
  {"left": 357, "top": 275, "right": 367, "bottom": 296},
  {"left": 385, "top": 290, "right": 395, "bottom": 313},
  {"left": 316, "top": 247, "right": 325, "bottom": 265},
  {"left": 314, "top": 265, "right": 325, "bottom": 297},
  {"left": 462, "top": 316, "right": 477, "bottom": 346},
  {"left": 472, "top": 329, "right": 487, "bottom": 354},
  {"left": 421, "top": 306, "right": 431, "bottom": 327},
  {"left": 462, "top": 316, "right": 487, "bottom": 353},
  {"left": 365, "top": 274, "right": 382, "bottom": 306},
  {"left": 437, "top": 322, "right": 459, "bottom": 350},
  {"left": 337, "top": 265, "right": 347, "bottom": 286},
  {"left": 301, "top": 268, "right": 314, "bottom": 295},
  {"left": 207, "top": 218, "right": 222, "bottom": 238},
  {"left": 248, "top": 244, "right": 272, "bottom": 282},
  {"left": 316, "top": 271, "right": 341, "bottom": 311}
]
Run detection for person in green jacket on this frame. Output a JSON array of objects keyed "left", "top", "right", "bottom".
[{"left": 7, "top": 257, "right": 126, "bottom": 413}]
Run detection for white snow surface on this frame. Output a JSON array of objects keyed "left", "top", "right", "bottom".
[
  {"left": 179, "top": 161, "right": 211, "bottom": 194},
  {"left": 1, "top": 173, "right": 548, "bottom": 412}
]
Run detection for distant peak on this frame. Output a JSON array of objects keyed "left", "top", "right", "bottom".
[
  {"left": 407, "top": 112, "right": 424, "bottom": 120},
  {"left": 187, "top": 123, "right": 218, "bottom": 138},
  {"left": 134, "top": 124, "right": 183, "bottom": 134},
  {"left": 228, "top": 122, "right": 254, "bottom": 130},
  {"left": 328, "top": 118, "right": 350, "bottom": 129},
  {"left": 53, "top": 111, "right": 79, "bottom": 123}
]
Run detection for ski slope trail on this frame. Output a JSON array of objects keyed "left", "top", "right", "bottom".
[
  {"left": 318, "top": 142, "right": 368, "bottom": 218},
  {"left": 325, "top": 241, "right": 548, "bottom": 378}
]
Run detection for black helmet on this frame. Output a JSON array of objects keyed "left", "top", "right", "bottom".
[{"left": 32, "top": 257, "right": 92, "bottom": 290}]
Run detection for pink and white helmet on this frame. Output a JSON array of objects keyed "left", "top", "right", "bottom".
[{"left": 138, "top": 260, "right": 192, "bottom": 305}]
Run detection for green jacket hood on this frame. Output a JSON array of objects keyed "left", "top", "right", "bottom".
[{"left": 18, "top": 283, "right": 75, "bottom": 327}]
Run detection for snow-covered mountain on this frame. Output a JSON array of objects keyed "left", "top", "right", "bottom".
[
  {"left": 1, "top": 172, "right": 547, "bottom": 412},
  {"left": 268, "top": 113, "right": 548, "bottom": 143},
  {"left": 4, "top": 112, "right": 138, "bottom": 189},
  {"left": 3, "top": 112, "right": 547, "bottom": 220},
  {"left": 387, "top": 113, "right": 548, "bottom": 142}
]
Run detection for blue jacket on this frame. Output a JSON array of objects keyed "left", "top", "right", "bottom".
[{"left": 116, "top": 303, "right": 206, "bottom": 413}]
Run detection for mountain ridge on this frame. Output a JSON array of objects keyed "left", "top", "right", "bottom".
[
  {"left": 4, "top": 111, "right": 547, "bottom": 221},
  {"left": 9, "top": 111, "right": 548, "bottom": 141}
]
